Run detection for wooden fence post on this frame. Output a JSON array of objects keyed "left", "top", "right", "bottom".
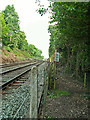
[
  {"left": 42, "top": 65, "right": 47, "bottom": 117},
  {"left": 29, "top": 66, "right": 38, "bottom": 118},
  {"left": 29, "top": 62, "right": 49, "bottom": 118},
  {"left": 42, "top": 62, "right": 49, "bottom": 118}
]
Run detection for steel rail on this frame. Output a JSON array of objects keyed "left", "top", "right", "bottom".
[
  {"left": 0, "top": 61, "right": 30, "bottom": 68},
  {"left": 0, "top": 60, "right": 37, "bottom": 68},
  {"left": 0, "top": 62, "right": 37, "bottom": 75},
  {"left": 0, "top": 62, "right": 43, "bottom": 90},
  {"left": 13, "top": 62, "right": 45, "bottom": 118}
]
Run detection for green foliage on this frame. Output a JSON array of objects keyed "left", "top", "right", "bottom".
[
  {"left": 2, "top": 5, "right": 20, "bottom": 48},
  {"left": 48, "top": 25, "right": 56, "bottom": 57},
  {"left": 54, "top": 90, "right": 70, "bottom": 96},
  {"left": 37, "top": 8, "right": 48, "bottom": 16},
  {"left": 37, "top": 1, "right": 89, "bottom": 85},
  {"left": 48, "top": 89, "right": 70, "bottom": 99},
  {"left": 28, "top": 44, "right": 43, "bottom": 58},
  {"left": 3, "top": 4, "right": 20, "bottom": 33},
  {"left": 47, "top": 2, "right": 89, "bottom": 83},
  {"left": 4, "top": 52, "right": 8, "bottom": 56},
  {"left": 44, "top": 116, "right": 55, "bottom": 119},
  {"left": 1, "top": 4, "right": 44, "bottom": 60},
  {"left": 5, "top": 46, "right": 12, "bottom": 52},
  {"left": 0, "top": 12, "right": 9, "bottom": 46},
  {"left": 47, "top": 91, "right": 56, "bottom": 99}
]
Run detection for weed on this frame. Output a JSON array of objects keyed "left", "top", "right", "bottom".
[
  {"left": 47, "top": 94, "right": 56, "bottom": 99},
  {"left": 6, "top": 46, "right": 11, "bottom": 52},
  {"left": 44, "top": 116, "right": 55, "bottom": 119},
  {"left": 55, "top": 90, "right": 70, "bottom": 96},
  {"left": 4, "top": 52, "right": 8, "bottom": 56},
  {"left": 47, "top": 91, "right": 56, "bottom": 99},
  {"left": 48, "top": 90, "right": 70, "bottom": 98}
]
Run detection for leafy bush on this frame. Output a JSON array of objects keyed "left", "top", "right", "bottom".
[
  {"left": 4, "top": 52, "right": 8, "bottom": 56},
  {"left": 6, "top": 46, "right": 11, "bottom": 52}
]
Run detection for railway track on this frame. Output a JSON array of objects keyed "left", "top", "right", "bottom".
[
  {"left": 0, "top": 61, "right": 43, "bottom": 91},
  {"left": 0, "top": 61, "right": 37, "bottom": 74},
  {"left": 0, "top": 60, "right": 38, "bottom": 72},
  {"left": 0, "top": 60, "right": 37, "bottom": 68},
  {"left": 1, "top": 61, "right": 48, "bottom": 118}
]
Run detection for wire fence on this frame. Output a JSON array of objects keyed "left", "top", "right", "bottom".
[{"left": 7, "top": 61, "right": 49, "bottom": 119}]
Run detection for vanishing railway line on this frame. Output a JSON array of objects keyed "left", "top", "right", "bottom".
[
  {"left": 0, "top": 60, "right": 38, "bottom": 71},
  {"left": 0, "top": 61, "right": 43, "bottom": 90},
  {"left": 0, "top": 60, "right": 37, "bottom": 68},
  {"left": 1, "top": 60, "right": 48, "bottom": 118}
]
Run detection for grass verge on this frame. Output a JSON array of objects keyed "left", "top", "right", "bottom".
[{"left": 47, "top": 89, "right": 70, "bottom": 99}]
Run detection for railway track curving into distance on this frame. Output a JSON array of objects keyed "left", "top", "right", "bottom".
[
  {"left": 0, "top": 60, "right": 43, "bottom": 91},
  {"left": 0, "top": 60, "right": 37, "bottom": 68},
  {"left": 1, "top": 60, "right": 48, "bottom": 118}
]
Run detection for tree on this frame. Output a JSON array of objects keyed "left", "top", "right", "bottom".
[
  {"left": 3, "top": 5, "right": 20, "bottom": 47},
  {"left": 37, "top": 1, "right": 89, "bottom": 82},
  {"left": 0, "top": 12, "right": 9, "bottom": 46},
  {"left": 1, "top": 4, "right": 44, "bottom": 60},
  {"left": 50, "top": 2, "right": 89, "bottom": 81}
]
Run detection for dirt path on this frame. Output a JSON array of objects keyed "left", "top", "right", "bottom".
[{"left": 44, "top": 63, "right": 89, "bottom": 119}]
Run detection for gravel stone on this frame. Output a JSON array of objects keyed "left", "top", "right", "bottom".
[{"left": 1, "top": 62, "right": 47, "bottom": 119}]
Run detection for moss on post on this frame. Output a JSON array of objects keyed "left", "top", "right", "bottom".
[
  {"left": 49, "top": 62, "right": 56, "bottom": 89},
  {"left": 84, "top": 72, "right": 86, "bottom": 88}
]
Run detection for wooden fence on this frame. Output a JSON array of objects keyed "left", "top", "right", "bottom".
[{"left": 29, "top": 62, "right": 49, "bottom": 118}]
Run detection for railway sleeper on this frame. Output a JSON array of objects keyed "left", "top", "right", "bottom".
[
  {"left": 12, "top": 84, "right": 22, "bottom": 86},
  {"left": 15, "top": 81, "right": 25, "bottom": 83}
]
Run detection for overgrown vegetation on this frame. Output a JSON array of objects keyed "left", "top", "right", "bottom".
[
  {"left": 0, "top": 5, "right": 44, "bottom": 60},
  {"left": 47, "top": 90, "right": 70, "bottom": 99},
  {"left": 37, "top": 2, "right": 89, "bottom": 86},
  {"left": 3, "top": 46, "right": 43, "bottom": 61},
  {"left": 49, "top": 2, "right": 89, "bottom": 80},
  {"left": 44, "top": 115, "right": 55, "bottom": 119}
]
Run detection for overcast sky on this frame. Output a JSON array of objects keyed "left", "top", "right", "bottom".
[{"left": 0, "top": 0, "right": 50, "bottom": 58}]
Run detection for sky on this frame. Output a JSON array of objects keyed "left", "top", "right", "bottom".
[{"left": 0, "top": 0, "right": 50, "bottom": 58}]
